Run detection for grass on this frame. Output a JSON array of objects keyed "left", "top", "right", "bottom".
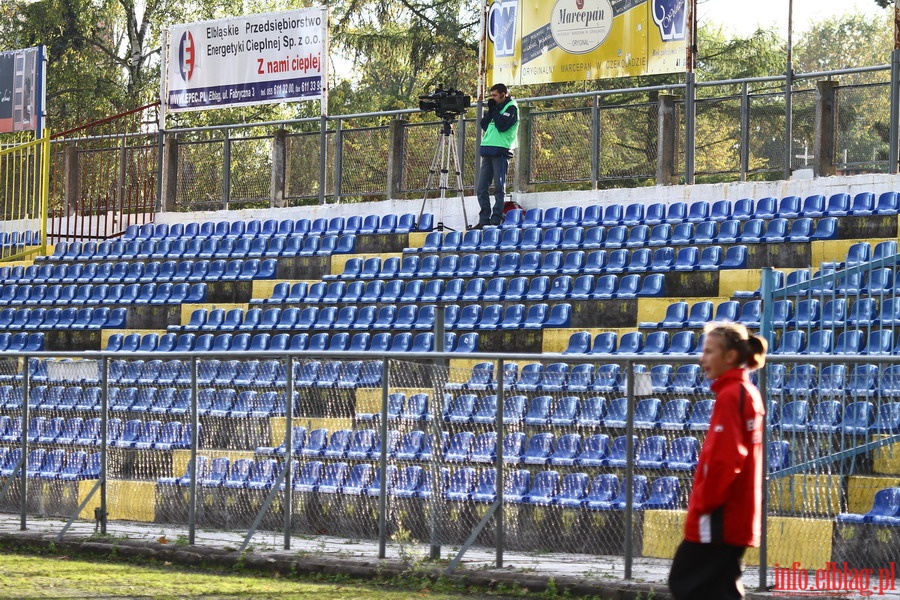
[{"left": 0, "top": 550, "right": 536, "bottom": 599}]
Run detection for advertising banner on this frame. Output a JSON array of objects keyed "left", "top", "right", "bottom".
[
  {"left": 486, "top": 0, "right": 685, "bottom": 86},
  {"left": 0, "top": 47, "right": 41, "bottom": 133},
  {"left": 165, "top": 7, "right": 326, "bottom": 112}
]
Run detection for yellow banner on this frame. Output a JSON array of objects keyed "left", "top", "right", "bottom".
[{"left": 486, "top": 0, "right": 686, "bottom": 86}]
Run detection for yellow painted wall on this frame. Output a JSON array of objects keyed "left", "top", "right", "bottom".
[
  {"left": 769, "top": 474, "right": 842, "bottom": 516},
  {"left": 171, "top": 449, "right": 256, "bottom": 478},
  {"left": 718, "top": 270, "right": 761, "bottom": 298},
  {"left": 178, "top": 303, "right": 249, "bottom": 325},
  {"left": 407, "top": 232, "right": 429, "bottom": 250},
  {"left": 848, "top": 475, "right": 900, "bottom": 514},
  {"left": 541, "top": 328, "right": 636, "bottom": 353},
  {"left": 636, "top": 297, "right": 733, "bottom": 324},
  {"left": 873, "top": 437, "right": 900, "bottom": 475},
  {"left": 642, "top": 511, "right": 831, "bottom": 569},
  {"left": 268, "top": 416, "right": 353, "bottom": 446},
  {"left": 79, "top": 480, "right": 156, "bottom": 522},
  {"left": 353, "top": 387, "right": 432, "bottom": 414},
  {"left": 642, "top": 510, "right": 686, "bottom": 559},
  {"left": 329, "top": 253, "right": 404, "bottom": 276},
  {"left": 744, "top": 516, "right": 833, "bottom": 569}
]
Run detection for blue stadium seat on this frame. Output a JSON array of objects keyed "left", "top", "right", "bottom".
[
  {"left": 875, "top": 191, "right": 900, "bottom": 215},
  {"left": 665, "top": 202, "right": 688, "bottom": 224},
  {"left": 843, "top": 400, "right": 876, "bottom": 435}
]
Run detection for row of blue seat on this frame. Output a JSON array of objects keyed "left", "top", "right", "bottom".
[
  {"left": 0, "top": 231, "right": 41, "bottom": 247},
  {"left": 369, "top": 391, "right": 714, "bottom": 432},
  {"left": 335, "top": 247, "right": 747, "bottom": 283},
  {"left": 104, "top": 330, "right": 480, "bottom": 354},
  {"left": 336, "top": 248, "right": 746, "bottom": 286},
  {"left": 0, "top": 416, "right": 195, "bottom": 449},
  {"left": 563, "top": 326, "right": 900, "bottom": 357},
  {"left": 175, "top": 303, "right": 571, "bottom": 335},
  {"left": 773, "top": 398, "right": 900, "bottom": 435},
  {"left": 498, "top": 193, "right": 897, "bottom": 230},
  {"left": 161, "top": 455, "right": 683, "bottom": 510},
  {"left": 124, "top": 213, "right": 430, "bottom": 242},
  {"left": 769, "top": 362, "right": 900, "bottom": 400},
  {"left": 255, "top": 273, "right": 666, "bottom": 306},
  {"left": 0, "top": 307, "right": 127, "bottom": 331},
  {"left": 0, "top": 447, "right": 100, "bottom": 480},
  {"left": 2, "top": 259, "right": 277, "bottom": 286},
  {"left": 563, "top": 330, "right": 704, "bottom": 356},
  {"left": 0, "top": 332, "right": 44, "bottom": 352},
  {"left": 2, "top": 382, "right": 291, "bottom": 417},
  {"left": 0, "top": 282, "right": 207, "bottom": 308},
  {"left": 261, "top": 426, "right": 703, "bottom": 474},
  {"left": 837, "top": 488, "right": 900, "bottom": 525},
  {"left": 409, "top": 219, "right": 836, "bottom": 255},
  {"left": 769, "top": 328, "right": 900, "bottom": 355},
  {"left": 43, "top": 234, "right": 356, "bottom": 263}
]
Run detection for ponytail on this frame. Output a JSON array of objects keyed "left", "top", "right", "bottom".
[{"left": 704, "top": 322, "right": 768, "bottom": 372}]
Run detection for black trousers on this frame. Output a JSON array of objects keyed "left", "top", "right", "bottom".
[{"left": 668, "top": 540, "right": 747, "bottom": 600}]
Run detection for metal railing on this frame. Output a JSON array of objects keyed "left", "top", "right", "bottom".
[{"left": 0, "top": 345, "right": 896, "bottom": 591}]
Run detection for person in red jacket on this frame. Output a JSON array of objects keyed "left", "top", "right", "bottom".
[{"left": 668, "top": 321, "right": 768, "bottom": 600}]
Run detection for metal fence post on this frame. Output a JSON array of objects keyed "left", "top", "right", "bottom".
[
  {"left": 334, "top": 119, "right": 343, "bottom": 203},
  {"left": 188, "top": 357, "right": 199, "bottom": 545},
  {"left": 495, "top": 358, "right": 505, "bottom": 568},
  {"left": 99, "top": 357, "right": 108, "bottom": 535},
  {"left": 155, "top": 130, "right": 165, "bottom": 212},
  {"left": 890, "top": 48, "right": 900, "bottom": 174},
  {"left": 740, "top": 82, "right": 750, "bottom": 181},
  {"left": 377, "top": 358, "right": 390, "bottom": 559},
  {"left": 222, "top": 128, "right": 231, "bottom": 210},
  {"left": 758, "top": 267, "right": 776, "bottom": 589},
  {"left": 785, "top": 67, "right": 794, "bottom": 179},
  {"left": 684, "top": 72, "right": 696, "bottom": 184},
  {"left": 591, "top": 96, "right": 600, "bottom": 188},
  {"left": 284, "top": 355, "right": 294, "bottom": 550},
  {"left": 623, "top": 359, "right": 635, "bottom": 579},
  {"left": 319, "top": 114, "right": 328, "bottom": 204},
  {"left": 19, "top": 356, "right": 30, "bottom": 530}
]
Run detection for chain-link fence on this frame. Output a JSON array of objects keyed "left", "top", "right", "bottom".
[
  {"left": 149, "top": 63, "right": 899, "bottom": 211},
  {"left": 0, "top": 348, "right": 896, "bottom": 593}
]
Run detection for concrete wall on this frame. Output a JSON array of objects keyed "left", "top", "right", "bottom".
[{"left": 153, "top": 172, "right": 900, "bottom": 232}]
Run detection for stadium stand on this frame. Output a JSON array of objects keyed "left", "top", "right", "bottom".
[{"left": 3, "top": 193, "right": 900, "bottom": 569}]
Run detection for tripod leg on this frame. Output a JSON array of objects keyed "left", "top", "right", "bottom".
[
  {"left": 447, "top": 130, "right": 469, "bottom": 228},
  {"left": 418, "top": 129, "right": 448, "bottom": 228}
]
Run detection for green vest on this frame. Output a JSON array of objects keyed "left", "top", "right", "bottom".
[{"left": 482, "top": 98, "right": 519, "bottom": 150}]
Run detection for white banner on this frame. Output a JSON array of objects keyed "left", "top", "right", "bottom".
[{"left": 165, "top": 7, "right": 326, "bottom": 113}]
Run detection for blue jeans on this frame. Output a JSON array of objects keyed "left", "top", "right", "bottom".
[{"left": 476, "top": 154, "right": 509, "bottom": 225}]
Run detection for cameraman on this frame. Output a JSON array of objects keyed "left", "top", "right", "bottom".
[{"left": 476, "top": 83, "right": 519, "bottom": 228}]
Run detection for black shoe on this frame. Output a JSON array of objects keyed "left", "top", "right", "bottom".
[{"left": 470, "top": 222, "right": 486, "bottom": 230}]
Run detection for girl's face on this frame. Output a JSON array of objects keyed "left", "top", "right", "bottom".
[{"left": 700, "top": 333, "right": 739, "bottom": 381}]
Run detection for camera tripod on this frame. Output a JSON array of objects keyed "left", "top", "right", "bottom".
[{"left": 417, "top": 116, "right": 469, "bottom": 232}]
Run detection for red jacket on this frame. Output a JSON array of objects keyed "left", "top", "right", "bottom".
[{"left": 684, "top": 368, "right": 764, "bottom": 547}]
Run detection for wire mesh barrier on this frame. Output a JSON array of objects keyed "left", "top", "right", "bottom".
[
  {"left": 338, "top": 123, "right": 391, "bottom": 199},
  {"left": 0, "top": 349, "right": 894, "bottom": 592},
  {"left": 529, "top": 107, "right": 592, "bottom": 185},
  {"left": 175, "top": 131, "right": 226, "bottom": 212},
  {"left": 227, "top": 131, "right": 273, "bottom": 209},
  {"left": 834, "top": 81, "right": 892, "bottom": 172},
  {"left": 400, "top": 119, "right": 479, "bottom": 194},
  {"left": 598, "top": 101, "right": 658, "bottom": 181},
  {"left": 693, "top": 95, "right": 741, "bottom": 178},
  {"left": 285, "top": 128, "right": 333, "bottom": 203}
]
